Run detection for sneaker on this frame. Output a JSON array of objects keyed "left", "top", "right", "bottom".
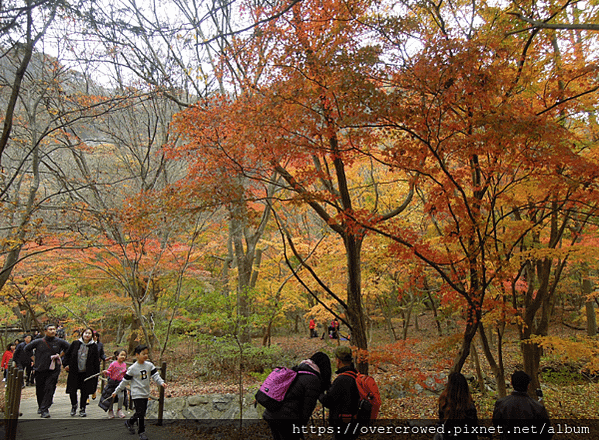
[
  {"left": 40, "top": 410, "right": 50, "bottom": 418},
  {"left": 70, "top": 405, "right": 77, "bottom": 416},
  {"left": 79, "top": 409, "right": 87, "bottom": 417},
  {"left": 139, "top": 433, "right": 149, "bottom": 440},
  {"left": 108, "top": 409, "right": 115, "bottom": 419},
  {"left": 117, "top": 409, "right": 126, "bottom": 418},
  {"left": 125, "top": 420, "right": 136, "bottom": 434},
  {"left": 92, "top": 392, "right": 97, "bottom": 400},
  {"left": 37, "top": 408, "right": 42, "bottom": 414}
]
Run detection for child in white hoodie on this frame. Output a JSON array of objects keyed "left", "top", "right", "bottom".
[{"left": 112, "top": 345, "right": 167, "bottom": 440}]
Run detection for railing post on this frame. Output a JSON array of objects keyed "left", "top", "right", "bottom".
[
  {"left": 5, "top": 363, "right": 24, "bottom": 440},
  {"left": 157, "top": 361, "right": 166, "bottom": 426},
  {"left": 101, "top": 359, "right": 106, "bottom": 393}
]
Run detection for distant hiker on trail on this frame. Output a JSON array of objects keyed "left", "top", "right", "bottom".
[
  {"left": 1, "top": 343, "right": 16, "bottom": 381},
  {"left": 112, "top": 344, "right": 167, "bottom": 440},
  {"left": 64, "top": 327, "right": 100, "bottom": 417},
  {"left": 261, "top": 351, "right": 332, "bottom": 440},
  {"left": 437, "top": 372, "right": 479, "bottom": 440},
  {"left": 25, "top": 324, "right": 70, "bottom": 418},
  {"left": 100, "top": 348, "right": 129, "bottom": 419},
  {"left": 493, "top": 371, "right": 553, "bottom": 440},
  {"left": 319, "top": 346, "right": 360, "bottom": 440},
  {"left": 309, "top": 318, "right": 317, "bottom": 338},
  {"left": 329, "top": 319, "right": 340, "bottom": 340}
]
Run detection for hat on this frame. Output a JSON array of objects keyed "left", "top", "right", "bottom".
[
  {"left": 511, "top": 371, "right": 531, "bottom": 392},
  {"left": 335, "top": 346, "right": 353, "bottom": 362}
]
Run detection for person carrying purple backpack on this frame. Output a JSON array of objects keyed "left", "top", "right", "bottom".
[{"left": 262, "top": 352, "right": 332, "bottom": 440}]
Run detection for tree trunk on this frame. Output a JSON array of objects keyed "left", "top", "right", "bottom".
[
  {"left": 584, "top": 278, "right": 596, "bottom": 337},
  {"left": 479, "top": 322, "right": 507, "bottom": 398},
  {"left": 345, "top": 234, "right": 368, "bottom": 373},
  {"left": 451, "top": 304, "right": 480, "bottom": 373}
]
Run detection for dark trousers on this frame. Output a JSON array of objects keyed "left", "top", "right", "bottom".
[
  {"left": 35, "top": 369, "right": 60, "bottom": 411},
  {"left": 130, "top": 398, "right": 149, "bottom": 434},
  {"left": 25, "top": 364, "right": 34, "bottom": 384},
  {"left": 69, "top": 390, "right": 89, "bottom": 409},
  {"left": 18, "top": 363, "right": 34, "bottom": 384}
]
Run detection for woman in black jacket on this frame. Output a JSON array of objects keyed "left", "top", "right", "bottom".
[
  {"left": 438, "top": 372, "right": 479, "bottom": 440},
  {"left": 263, "top": 352, "right": 332, "bottom": 440},
  {"left": 64, "top": 327, "right": 100, "bottom": 417}
]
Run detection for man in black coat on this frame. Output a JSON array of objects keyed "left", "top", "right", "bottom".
[
  {"left": 25, "top": 324, "right": 70, "bottom": 418},
  {"left": 319, "top": 347, "right": 360, "bottom": 440},
  {"left": 13, "top": 334, "right": 33, "bottom": 386},
  {"left": 493, "top": 371, "right": 553, "bottom": 440}
]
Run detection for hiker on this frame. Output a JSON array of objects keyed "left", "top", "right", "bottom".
[
  {"left": 262, "top": 352, "right": 332, "bottom": 440},
  {"left": 25, "top": 324, "right": 70, "bottom": 418},
  {"left": 112, "top": 345, "right": 167, "bottom": 440},
  {"left": 319, "top": 347, "right": 360, "bottom": 440},
  {"left": 437, "top": 372, "right": 479, "bottom": 439},
  {"left": 1, "top": 343, "right": 16, "bottom": 381},
  {"left": 64, "top": 327, "right": 101, "bottom": 417},
  {"left": 100, "top": 348, "right": 129, "bottom": 418},
  {"left": 493, "top": 371, "right": 553, "bottom": 440},
  {"left": 13, "top": 335, "right": 34, "bottom": 386},
  {"left": 329, "top": 319, "right": 340, "bottom": 339},
  {"left": 309, "top": 318, "right": 317, "bottom": 338}
]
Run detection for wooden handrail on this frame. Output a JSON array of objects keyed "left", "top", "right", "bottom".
[{"left": 4, "top": 363, "right": 24, "bottom": 440}]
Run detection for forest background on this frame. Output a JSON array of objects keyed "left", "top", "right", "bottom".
[{"left": 0, "top": 0, "right": 599, "bottom": 420}]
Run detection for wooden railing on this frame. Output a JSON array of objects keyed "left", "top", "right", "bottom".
[
  {"left": 4, "top": 363, "right": 23, "bottom": 440},
  {"left": 157, "top": 361, "right": 167, "bottom": 426}
]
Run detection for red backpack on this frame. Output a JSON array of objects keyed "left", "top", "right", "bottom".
[{"left": 341, "top": 371, "right": 382, "bottom": 421}]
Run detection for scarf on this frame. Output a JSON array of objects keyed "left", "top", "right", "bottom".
[
  {"left": 300, "top": 359, "right": 320, "bottom": 374},
  {"left": 77, "top": 338, "right": 95, "bottom": 372}
]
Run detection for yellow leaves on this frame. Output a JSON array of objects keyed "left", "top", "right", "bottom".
[{"left": 530, "top": 335, "right": 599, "bottom": 374}]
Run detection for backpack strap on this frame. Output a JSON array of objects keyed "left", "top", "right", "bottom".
[{"left": 340, "top": 371, "right": 358, "bottom": 380}]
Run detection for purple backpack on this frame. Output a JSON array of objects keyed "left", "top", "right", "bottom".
[{"left": 255, "top": 367, "right": 316, "bottom": 412}]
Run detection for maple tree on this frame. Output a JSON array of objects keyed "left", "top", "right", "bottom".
[
  {"left": 171, "top": 0, "right": 422, "bottom": 372},
  {"left": 358, "top": 0, "right": 599, "bottom": 395}
]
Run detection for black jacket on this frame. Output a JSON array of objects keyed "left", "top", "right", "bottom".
[
  {"left": 319, "top": 365, "right": 360, "bottom": 423},
  {"left": 12, "top": 341, "right": 29, "bottom": 368},
  {"left": 262, "top": 362, "right": 322, "bottom": 423},
  {"left": 25, "top": 336, "right": 70, "bottom": 373},
  {"left": 64, "top": 340, "right": 101, "bottom": 394},
  {"left": 493, "top": 391, "right": 552, "bottom": 440}
]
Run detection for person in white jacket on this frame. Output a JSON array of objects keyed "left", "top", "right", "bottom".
[{"left": 112, "top": 345, "right": 167, "bottom": 440}]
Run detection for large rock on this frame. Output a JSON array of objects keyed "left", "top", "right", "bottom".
[{"left": 147, "top": 393, "right": 260, "bottom": 422}]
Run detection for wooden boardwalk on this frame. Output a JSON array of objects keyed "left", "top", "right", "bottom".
[{"left": 12, "top": 384, "right": 180, "bottom": 440}]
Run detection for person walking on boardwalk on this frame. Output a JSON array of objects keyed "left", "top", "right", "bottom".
[
  {"left": 101, "top": 348, "right": 129, "bottom": 418},
  {"left": 25, "top": 324, "right": 70, "bottom": 418},
  {"left": 64, "top": 327, "right": 100, "bottom": 417},
  {"left": 112, "top": 345, "right": 167, "bottom": 440},
  {"left": 1, "top": 343, "right": 16, "bottom": 381},
  {"left": 13, "top": 335, "right": 33, "bottom": 386}
]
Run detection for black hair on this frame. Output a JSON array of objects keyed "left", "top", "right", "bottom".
[
  {"left": 134, "top": 344, "right": 149, "bottom": 355},
  {"left": 44, "top": 323, "right": 57, "bottom": 330},
  {"left": 114, "top": 348, "right": 127, "bottom": 357},
  {"left": 6, "top": 343, "right": 14, "bottom": 351},
  {"left": 310, "top": 352, "right": 332, "bottom": 393},
  {"left": 511, "top": 371, "right": 532, "bottom": 392}
]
